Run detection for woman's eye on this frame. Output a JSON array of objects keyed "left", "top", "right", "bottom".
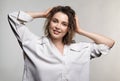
[
  {"left": 52, "top": 19, "right": 57, "bottom": 23},
  {"left": 62, "top": 23, "right": 68, "bottom": 27}
]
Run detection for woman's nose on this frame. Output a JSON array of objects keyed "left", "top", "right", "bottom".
[{"left": 56, "top": 23, "right": 61, "bottom": 29}]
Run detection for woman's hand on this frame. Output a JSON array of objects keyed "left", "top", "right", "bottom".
[
  {"left": 42, "top": 8, "right": 52, "bottom": 18},
  {"left": 74, "top": 15, "right": 83, "bottom": 34},
  {"left": 74, "top": 15, "right": 115, "bottom": 48}
]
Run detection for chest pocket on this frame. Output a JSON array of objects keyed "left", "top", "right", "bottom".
[{"left": 69, "top": 44, "right": 90, "bottom": 65}]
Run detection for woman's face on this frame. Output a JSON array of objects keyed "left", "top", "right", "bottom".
[{"left": 49, "top": 12, "right": 68, "bottom": 40}]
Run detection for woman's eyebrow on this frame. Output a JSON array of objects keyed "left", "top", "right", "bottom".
[{"left": 52, "top": 17, "right": 68, "bottom": 23}]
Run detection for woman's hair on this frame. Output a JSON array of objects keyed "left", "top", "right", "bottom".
[{"left": 44, "top": 6, "right": 76, "bottom": 45}]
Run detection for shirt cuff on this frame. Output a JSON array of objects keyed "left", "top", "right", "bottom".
[
  {"left": 98, "top": 44, "right": 110, "bottom": 55},
  {"left": 17, "top": 11, "right": 33, "bottom": 22}
]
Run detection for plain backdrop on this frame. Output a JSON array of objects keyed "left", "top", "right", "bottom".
[{"left": 0, "top": 0, "right": 120, "bottom": 81}]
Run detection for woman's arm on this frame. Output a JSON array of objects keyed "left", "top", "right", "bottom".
[
  {"left": 8, "top": 11, "right": 41, "bottom": 44},
  {"left": 26, "top": 8, "right": 52, "bottom": 18},
  {"left": 75, "top": 16, "right": 115, "bottom": 48}
]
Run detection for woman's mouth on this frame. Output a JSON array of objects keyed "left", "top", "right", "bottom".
[{"left": 53, "top": 30, "right": 61, "bottom": 35}]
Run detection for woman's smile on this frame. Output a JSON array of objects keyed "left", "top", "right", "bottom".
[
  {"left": 53, "top": 29, "right": 61, "bottom": 35},
  {"left": 49, "top": 12, "right": 68, "bottom": 40}
]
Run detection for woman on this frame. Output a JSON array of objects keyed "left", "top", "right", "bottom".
[{"left": 8, "top": 6, "right": 114, "bottom": 81}]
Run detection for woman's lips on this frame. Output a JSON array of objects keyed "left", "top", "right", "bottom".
[{"left": 53, "top": 30, "right": 61, "bottom": 35}]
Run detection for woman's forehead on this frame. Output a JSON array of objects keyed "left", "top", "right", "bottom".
[{"left": 52, "top": 12, "right": 68, "bottom": 23}]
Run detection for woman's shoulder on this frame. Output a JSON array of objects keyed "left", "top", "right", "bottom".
[
  {"left": 70, "top": 41, "right": 91, "bottom": 46},
  {"left": 37, "top": 36, "right": 50, "bottom": 45},
  {"left": 68, "top": 42, "right": 91, "bottom": 51}
]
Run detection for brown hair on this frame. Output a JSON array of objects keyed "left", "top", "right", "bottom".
[{"left": 44, "top": 6, "right": 76, "bottom": 45}]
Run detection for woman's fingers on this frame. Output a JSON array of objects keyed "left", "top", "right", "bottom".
[{"left": 44, "top": 8, "right": 52, "bottom": 18}]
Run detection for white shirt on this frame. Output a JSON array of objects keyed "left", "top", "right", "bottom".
[{"left": 8, "top": 11, "right": 110, "bottom": 81}]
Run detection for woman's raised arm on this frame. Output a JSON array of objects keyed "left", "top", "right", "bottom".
[
  {"left": 26, "top": 8, "right": 52, "bottom": 18},
  {"left": 75, "top": 16, "right": 115, "bottom": 48}
]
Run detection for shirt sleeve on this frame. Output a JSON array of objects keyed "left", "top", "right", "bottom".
[
  {"left": 90, "top": 43, "right": 110, "bottom": 59},
  {"left": 8, "top": 11, "right": 39, "bottom": 48}
]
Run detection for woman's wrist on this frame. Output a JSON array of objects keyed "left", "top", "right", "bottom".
[
  {"left": 26, "top": 8, "right": 52, "bottom": 18},
  {"left": 26, "top": 11, "right": 46, "bottom": 18},
  {"left": 76, "top": 28, "right": 85, "bottom": 35}
]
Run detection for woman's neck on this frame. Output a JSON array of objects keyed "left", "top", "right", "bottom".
[
  {"left": 50, "top": 38, "right": 64, "bottom": 46},
  {"left": 51, "top": 38, "right": 65, "bottom": 55}
]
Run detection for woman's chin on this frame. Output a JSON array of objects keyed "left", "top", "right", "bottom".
[{"left": 50, "top": 34, "right": 62, "bottom": 40}]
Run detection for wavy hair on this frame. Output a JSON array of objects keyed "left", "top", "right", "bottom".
[{"left": 44, "top": 6, "right": 76, "bottom": 45}]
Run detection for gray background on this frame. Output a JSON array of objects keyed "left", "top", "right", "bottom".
[{"left": 0, "top": 0, "right": 119, "bottom": 81}]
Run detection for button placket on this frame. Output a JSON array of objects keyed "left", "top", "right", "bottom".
[
  {"left": 61, "top": 72, "right": 68, "bottom": 81},
  {"left": 61, "top": 55, "right": 69, "bottom": 81}
]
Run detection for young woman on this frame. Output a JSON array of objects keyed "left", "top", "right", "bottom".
[{"left": 8, "top": 6, "right": 115, "bottom": 81}]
